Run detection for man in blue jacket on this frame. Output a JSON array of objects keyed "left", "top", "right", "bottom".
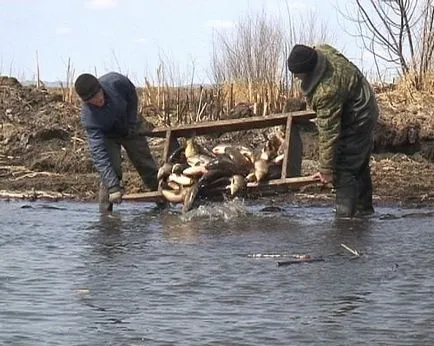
[{"left": 75, "top": 72, "right": 177, "bottom": 211}]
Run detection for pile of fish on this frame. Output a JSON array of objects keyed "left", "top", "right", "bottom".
[{"left": 157, "top": 131, "right": 287, "bottom": 212}]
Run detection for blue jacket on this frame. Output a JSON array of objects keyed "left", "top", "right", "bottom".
[{"left": 80, "top": 72, "right": 140, "bottom": 190}]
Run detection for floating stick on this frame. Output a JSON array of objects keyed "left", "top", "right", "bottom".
[
  {"left": 277, "top": 257, "right": 324, "bottom": 267},
  {"left": 340, "top": 243, "right": 360, "bottom": 256}
]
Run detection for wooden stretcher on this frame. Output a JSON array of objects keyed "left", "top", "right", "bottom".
[{"left": 123, "top": 110, "right": 319, "bottom": 202}]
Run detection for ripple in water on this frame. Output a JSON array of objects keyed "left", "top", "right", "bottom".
[{"left": 0, "top": 201, "right": 433, "bottom": 345}]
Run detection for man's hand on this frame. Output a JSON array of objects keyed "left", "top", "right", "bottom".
[
  {"left": 312, "top": 171, "right": 333, "bottom": 184},
  {"left": 108, "top": 187, "right": 123, "bottom": 204}
]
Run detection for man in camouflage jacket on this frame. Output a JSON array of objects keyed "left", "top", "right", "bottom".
[{"left": 287, "top": 44, "right": 379, "bottom": 217}]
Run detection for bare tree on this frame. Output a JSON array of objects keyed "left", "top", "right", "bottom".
[
  {"left": 340, "top": 0, "right": 434, "bottom": 89},
  {"left": 418, "top": 2, "right": 434, "bottom": 79}
]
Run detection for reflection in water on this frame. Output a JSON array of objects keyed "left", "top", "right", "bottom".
[
  {"left": 85, "top": 212, "right": 127, "bottom": 260},
  {"left": 330, "top": 217, "right": 375, "bottom": 254},
  {"left": 77, "top": 212, "right": 144, "bottom": 329},
  {"left": 161, "top": 199, "right": 249, "bottom": 243},
  {"left": 161, "top": 212, "right": 203, "bottom": 243},
  {"left": 97, "top": 212, "right": 123, "bottom": 232},
  {"left": 332, "top": 215, "right": 375, "bottom": 233},
  {"left": 331, "top": 292, "right": 371, "bottom": 317}
]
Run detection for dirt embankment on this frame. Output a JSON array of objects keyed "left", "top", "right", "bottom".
[{"left": 0, "top": 76, "right": 433, "bottom": 205}]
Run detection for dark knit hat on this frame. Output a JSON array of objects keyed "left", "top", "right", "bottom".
[
  {"left": 287, "top": 44, "right": 318, "bottom": 74},
  {"left": 74, "top": 73, "right": 101, "bottom": 101}
]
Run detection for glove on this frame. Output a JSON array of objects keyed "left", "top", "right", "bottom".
[{"left": 108, "top": 186, "right": 123, "bottom": 204}]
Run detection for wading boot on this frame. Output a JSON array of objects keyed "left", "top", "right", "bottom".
[
  {"left": 334, "top": 183, "right": 357, "bottom": 218},
  {"left": 355, "top": 195, "right": 374, "bottom": 216},
  {"left": 355, "top": 168, "right": 375, "bottom": 216},
  {"left": 335, "top": 197, "right": 356, "bottom": 218},
  {"left": 98, "top": 183, "right": 113, "bottom": 213}
]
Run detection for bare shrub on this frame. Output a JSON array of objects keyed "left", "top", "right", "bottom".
[{"left": 211, "top": 9, "right": 335, "bottom": 111}]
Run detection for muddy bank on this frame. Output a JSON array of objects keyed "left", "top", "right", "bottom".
[{"left": 0, "top": 77, "right": 433, "bottom": 205}]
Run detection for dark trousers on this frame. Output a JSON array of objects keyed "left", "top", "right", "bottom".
[
  {"left": 98, "top": 122, "right": 180, "bottom": 211},
  {"left": 334, "top": 155, "right": 374, "bottom": 217},
  {"left": 332, "top": 93, "right": 378, "bottom": 218}
]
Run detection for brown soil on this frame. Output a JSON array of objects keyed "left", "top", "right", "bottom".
[{"left": 0, "top": 76, "right": 433, "bottom": 206}]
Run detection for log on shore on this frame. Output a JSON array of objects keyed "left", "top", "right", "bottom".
[{"left": 0, "top": 190, "right": 75, "bottom": 201}]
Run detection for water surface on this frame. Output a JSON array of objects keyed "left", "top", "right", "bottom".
[{"left": 1, "top": 199, "right": 433, "bottom": 345}]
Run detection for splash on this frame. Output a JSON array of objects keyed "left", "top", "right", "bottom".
[{"left": 180, "top": 198, "right": 248, "bottom": 222}]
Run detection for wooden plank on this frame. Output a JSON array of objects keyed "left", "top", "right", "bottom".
[
  {"left": 122, "top": 176, "right": 320, "bottom": 202},
  {"left": 287, "top": 121, "right": 303, "bottom": 178},
  {"left": 162, "top": 129, "right": 172, "bottom": 163},
  {"left": 122, "top": 190, "right": 163, "bottom": 202},
  {"left": 245, "top": 176, "right": 320, "bottom": 189},
  {"left": 280, "top": 115, "right": 292, "bottom": 179},
  {"left": 148, "top": 110, "right": 316, "bottom": 138}
]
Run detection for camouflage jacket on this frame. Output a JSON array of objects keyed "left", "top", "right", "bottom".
[{"left": 300, "top": 44, "right": 378, "bottom": 174}]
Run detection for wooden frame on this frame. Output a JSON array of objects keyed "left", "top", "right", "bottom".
[{"left": 124, "top": 110, "right": 319, "bottom": 202}]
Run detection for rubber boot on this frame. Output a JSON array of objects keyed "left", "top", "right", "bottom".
[
  {"left": 356, "top": 195, "right": 374, "bottom": 216},
  {"left": 335, "top": 197, "right": 357, "bottom": 218},
  {"left": 355, "top": 163, "right": 375, "bottom": 216},
  {"left": 334, "top": 181, "right": 357, "bottom": 218},
  {"left": 98, "top": 182, "right": 113, "bottom": 213}
]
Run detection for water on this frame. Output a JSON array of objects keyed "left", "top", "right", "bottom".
[{"left": 0, "top": 199, "right": 433, "bottom": 346}]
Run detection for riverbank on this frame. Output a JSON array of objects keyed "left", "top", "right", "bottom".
[
  {"left": 1, "top": 145, "right": 433, "bottom": 207},
  {"left": 0, "top": 77, "right": 433, "bottom": 206}
]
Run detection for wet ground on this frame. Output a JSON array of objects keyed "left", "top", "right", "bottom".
[{"left": 1, "top": 199, "right": 433, "bottom": 345}]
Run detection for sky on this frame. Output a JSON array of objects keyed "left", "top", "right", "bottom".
[{"left": 0, "top": 0, "right": 381, "bottom": 85}]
